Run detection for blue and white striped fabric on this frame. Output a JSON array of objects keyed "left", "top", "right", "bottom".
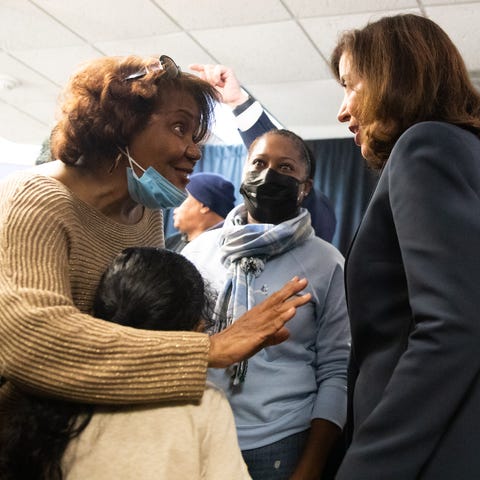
[{"left": 213, "top": 204, "right": 313, "bottom": 385}]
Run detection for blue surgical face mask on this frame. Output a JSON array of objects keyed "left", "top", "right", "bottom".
[{"left": 122, "top": 147, "right": 187, "bottom": 210}]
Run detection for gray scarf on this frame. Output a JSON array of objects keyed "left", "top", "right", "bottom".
[{"left": 213, "top": 204, "right": 314, "bottom": 385}]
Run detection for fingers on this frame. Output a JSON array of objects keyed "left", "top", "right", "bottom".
[
  {"left": 270, "top": 296, "right": 309, "bottom": 330},
  {"left": 188, "top": 63, "right": 227, "bottom": 87},
  {"left": 207, "top": 277, "right": 310, "bottom": 368},
  {"left": 189, "top": 63, "right": 204, "bottom": 73},
  {"left": 263, "top": 327, "right": 290, "bottom": 347},
  {"left": 265, "top": 277, "right": 310, "bottom": 306},
  {"left": 281, "top": 292, "right": 311, "bottom": 310}
]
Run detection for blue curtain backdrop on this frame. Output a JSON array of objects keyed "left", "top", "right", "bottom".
[{"left": 164, "top": 138, "right": 378, "bottom": 255}]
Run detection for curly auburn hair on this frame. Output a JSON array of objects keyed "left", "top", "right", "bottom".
[
  {"left": 330, "top": 14, "right": 480, "bottom": 169},
  {"left": 50, "top": 55, "right": 219, "bottom": 169}
]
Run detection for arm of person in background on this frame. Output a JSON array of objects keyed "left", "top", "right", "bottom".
[
  {"left": 190, "top": 63, "right": 337, "bottom": 243},
  {"left": 189, "top": 63, "right": 275, "bottom": 149}
]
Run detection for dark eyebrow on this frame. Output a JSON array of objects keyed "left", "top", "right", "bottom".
[
  {"left": 177, "top": 108, "right": 195, "bottom": 118},
  {"left": 166, "top": 107, "right": 197, "bottom": 119}
]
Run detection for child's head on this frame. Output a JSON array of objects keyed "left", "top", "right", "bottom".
[{"left": 93, "top": 247, "right": 213, "bottom": 332}]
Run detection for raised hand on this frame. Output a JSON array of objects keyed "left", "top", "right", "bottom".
[{"left": 189, "top": 63, "right": 249, "bottom": 108}]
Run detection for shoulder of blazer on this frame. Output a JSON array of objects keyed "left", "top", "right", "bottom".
[{"left": 388, "top": 121, "right": 480, "bottom": 173}]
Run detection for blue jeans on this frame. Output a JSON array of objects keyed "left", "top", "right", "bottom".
[{"left": 241, "top": 430, "right": 309, "bottom": 480}]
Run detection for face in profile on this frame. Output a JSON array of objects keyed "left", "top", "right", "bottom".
[
  {"left": 172, "top": 192, "right": 205, "bottom": 233},
  {"left": 127, "top": 91, "right": 202, "bottom": 190},
  {"left": 336, "top": 53, "right": 370, "bottom": 158}
]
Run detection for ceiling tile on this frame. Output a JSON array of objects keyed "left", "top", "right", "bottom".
[
  {"left": 12, "top": 45, "right": 103, "bottom": 86},
  {"left": 0, "top": 53, "right": 59, "bottom": 99},
  {"left": 192, "top": 21, "right": 331, "bottom": 84},
  {"left": 36, "top": 0, "right": 179, "bottom": 43},
  {"left": 422, "top": 0, "right": 480, "bottom": 4},
  {"left": 0, "top": 0, "right": 84, "bottom": 50},
  {"left": 0, "top": 0, "right": 478, "bottom": 145},
  {"left": 155, "top": 0, "right": 290, "bottom": 29},
  {"left": 283, "top": 0, "right": 418, "bottom": 17},
  {"left": 426, "top": 3, "right": 480, "bottom": 70},
  {"left": 0, "top": 53, "right": 58, "bottom": 140},
  {"left": 248, "top": 79, "right": 346, "bottom": 139},
  {"left": 0, "top": 101, "right": 50, "bottom": 144},
  {"left": 301, "top": 7, "right": 421, "bottom": 60},
  {"left": 95, "top": 33, "right": 216, "bottom": 68}
]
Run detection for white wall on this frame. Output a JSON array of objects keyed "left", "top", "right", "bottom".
[{"left": 0, "top": 137, "right": 40, "bottom": 179}]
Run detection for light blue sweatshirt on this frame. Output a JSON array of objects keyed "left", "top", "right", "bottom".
[{"left": 182, "top": 211, "right": 350, "bottom": 450}]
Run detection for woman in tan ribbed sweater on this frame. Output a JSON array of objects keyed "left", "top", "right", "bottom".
[{"left": 0, "top": 55, "right": 310, "bottom": 407}]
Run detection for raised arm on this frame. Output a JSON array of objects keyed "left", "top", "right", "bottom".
[
  {"left": 189, "top": 63, "right": 276, "bottom": 148},
  {"left": 189, "top": 63, "right": 337, "bottom": 241}
]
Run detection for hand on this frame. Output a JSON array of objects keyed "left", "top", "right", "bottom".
[
  {"left": 189, "top": 63, "right": 249, "bottom": 108},
  {"left": 208, "top": 277, "right": 311, "bottom": 368},
  {"left": 289, "top": 419, "right": 341, "bottom": 480}
]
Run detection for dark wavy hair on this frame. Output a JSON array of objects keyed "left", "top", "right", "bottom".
[
  {"left": 50, "top": 55, "right": 219, "bottom": 169},
  {"left": 0, "top": 248, "right": 214, "bottom": 479},
  {"left": 330, "top": 14, "right": 480, "bottom": 169},
  {"left": 93, "top": 247, "right": 215, "bottom": 332}
]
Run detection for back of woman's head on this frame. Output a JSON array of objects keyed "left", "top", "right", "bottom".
[
  {"left": 331, "top": 13, "right": 480, "bottom": 166},
  {"left": 93, "top": 247, "right": 214, "bottom": 332},
  {"left": 50, "top": 55, "right": 219, "bottom": 170}
]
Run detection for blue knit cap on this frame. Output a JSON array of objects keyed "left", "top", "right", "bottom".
[{"left": 186, "top": 173, "right": 235, "bottom": 218}]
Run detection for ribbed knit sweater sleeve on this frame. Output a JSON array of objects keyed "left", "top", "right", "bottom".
[{"left": 0, "top": 172, "right": 209, "bottom": 404}]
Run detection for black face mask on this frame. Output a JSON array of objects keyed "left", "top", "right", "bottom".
[{"left": 240, "top": 168, "right": 302, "bottom": 224}]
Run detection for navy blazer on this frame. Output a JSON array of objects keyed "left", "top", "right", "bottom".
[
  {"left": 337, "top": 122, "right": 480, "bottom": 479},
  {"left": 239, "top": 111, "right": 337, "bottom": 243}
]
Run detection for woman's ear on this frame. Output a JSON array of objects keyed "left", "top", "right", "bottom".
[
  {"left": 298, "top": 178, "right": 313, "bottom": 203},
  {"left": 303, "top": 178, "right": 313, "bottom": 196}
]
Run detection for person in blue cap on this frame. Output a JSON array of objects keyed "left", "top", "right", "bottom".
[{"left": 166, "top": 172, "right": 236, "bottom": 252}]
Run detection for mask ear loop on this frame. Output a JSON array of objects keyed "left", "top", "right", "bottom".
[
  {"left": 109, "top": 153, "right": 122, "bottom": 174},
  {"left": 118, "top": 146, "right": 146, "bottom": 175}
]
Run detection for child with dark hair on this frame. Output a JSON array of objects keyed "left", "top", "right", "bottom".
[
  {"left": 0, "top": 247, "right": 251, "bottom": 480},
  {"left": 93, "top": 247, "right": 213, "bottom": 332}
]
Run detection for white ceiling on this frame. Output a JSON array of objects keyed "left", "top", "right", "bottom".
[{"left": 1, "top": 0, "right": 480, "bottom": 147}]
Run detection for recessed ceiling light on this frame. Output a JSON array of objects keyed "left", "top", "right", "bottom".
[{"left": 0, "top": 75, "right": 21, "bottom": 90}]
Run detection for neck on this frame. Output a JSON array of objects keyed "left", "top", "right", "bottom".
[
  {"left": 187, "top": 214, "right": 223, "bottom": 240},
  {"left": 39, "top": 159, "right": 143, "bottom": 225}
]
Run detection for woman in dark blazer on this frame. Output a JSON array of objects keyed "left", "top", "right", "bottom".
[{"left": 331, "top": 13, "right": 480, "bottom": 479}]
